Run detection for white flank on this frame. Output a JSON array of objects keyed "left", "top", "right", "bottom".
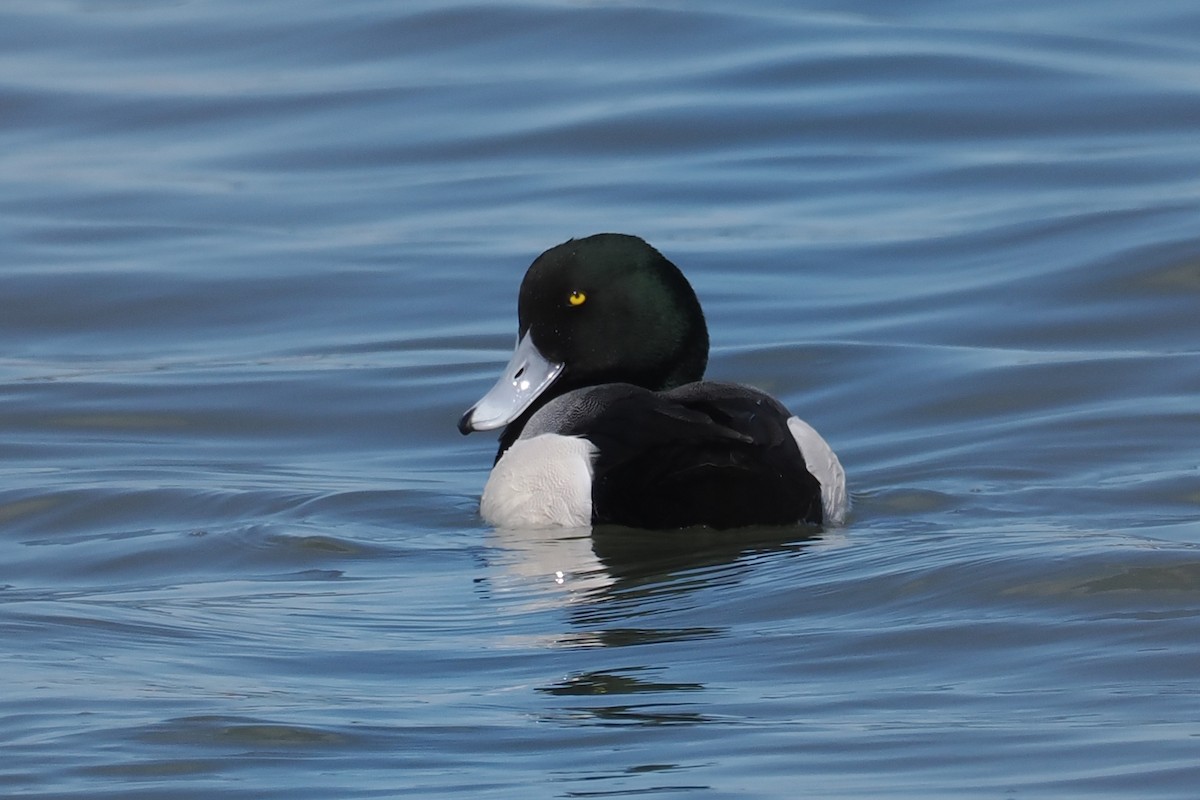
[
  {"left": 787, "top": 416, "right": 849, "bottom": 526},
  {"left": 480, "top": 434, "right": 596, "bottom": 529}
]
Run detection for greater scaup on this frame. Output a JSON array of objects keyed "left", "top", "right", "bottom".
[{"left": 458, "top": 233, "right": 847, "bottom": 530}]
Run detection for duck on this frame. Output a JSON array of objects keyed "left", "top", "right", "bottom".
[{"left": 458, "top": 233, "right": 847, "bottom": 530}]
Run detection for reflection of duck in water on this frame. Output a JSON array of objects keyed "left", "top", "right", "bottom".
[
  {"left": 485, "top": 521, "right": 834, "bottom": 605},
  {"left": 460, "top": 233, "right": 847, "bottom": 531},
  {"left": 483, "top": 520, "right": 838, "bottom": 631}
]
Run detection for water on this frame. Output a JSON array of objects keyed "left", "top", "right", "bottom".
[{"left": 3, "top": 0, "right": 1200, "bottom": 797}]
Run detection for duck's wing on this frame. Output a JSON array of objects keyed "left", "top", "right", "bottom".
[
  {"left": 673, "top": 381, "right": 848, "bottom": 526},
  {"left": 584, "top": 383, "right": 823, "bottom": 529}
]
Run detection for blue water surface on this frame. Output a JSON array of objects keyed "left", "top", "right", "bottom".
[{"left": 2, "top": 1, "right": 1200, "bottom": 797}]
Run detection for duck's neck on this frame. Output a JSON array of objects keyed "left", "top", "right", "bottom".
[
  {"left": 492, "top": 345, "right": 709, "bottom": 463},
  {"left": 492, "top": 370, "right": 592, "bottom": 462}
]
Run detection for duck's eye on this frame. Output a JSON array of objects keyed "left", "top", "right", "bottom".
[{"left": 567, "top": 290, "right": 587, "bottom": 307}]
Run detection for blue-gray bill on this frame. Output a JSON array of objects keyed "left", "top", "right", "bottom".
[{"left": 458, "top": 331, "right": 564, "bottom": 434}]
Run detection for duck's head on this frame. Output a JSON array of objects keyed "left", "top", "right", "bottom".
[{"left": 459, "top": 233, "right": 709, "bottom": 437}]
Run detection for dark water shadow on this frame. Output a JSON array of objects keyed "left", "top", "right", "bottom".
[
  {"left": 546, "top": 523, "right": 825, "bottom": 643},
  {"left": 482, "top": 520, "right": 827, "bottom": 611},
  {"left": 588, "top": 522, "right": 824, "bottom": 584}
]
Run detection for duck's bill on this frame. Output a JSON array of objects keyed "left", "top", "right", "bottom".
[{"left": 458, "top": 331, "right": 564, "bottom": 434}]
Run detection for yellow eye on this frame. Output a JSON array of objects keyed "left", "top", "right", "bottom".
[{"left": 568, "top": 290, "right": 587, "bottom": 307}]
